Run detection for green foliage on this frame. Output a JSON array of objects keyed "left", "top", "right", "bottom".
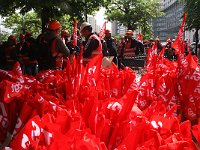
[
  {"left": 0, "top": 32, "right": 10, "bottom": 43},
  {"left": 2, "top": 11, "right": 76, "bottom": 38},
  {"left": 57, "top": 15, "right": 74, "bottom": 33},
  {"left": 0, "top": 0, "right": 106, "bottom": 32},
  {"left": 184, "top": 0, "right": 200, "bottom": 30},
  {"left": 105, "top": 0, "right": 162, "bottom": 38},
  {"left": 65, "top": 0, "right": 105, "bottom": 21},
  {"left": 2, "top": 11, "right": 41, "bottom": 37}
]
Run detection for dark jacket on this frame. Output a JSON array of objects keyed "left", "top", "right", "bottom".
[
  {"left": 104, "top": 37, "right": 118, "bottom": 57},
  {"left": 82, "top": 33, "right": 100, "bottom": 58},
  {"left": 44, "top": 32, "right": 70, "bottom": 57}
]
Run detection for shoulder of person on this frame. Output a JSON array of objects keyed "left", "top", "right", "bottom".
[{"left": 90, "top": 34, "right": 100, "bottom": 39}]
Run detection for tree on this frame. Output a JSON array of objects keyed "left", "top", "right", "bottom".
[
  {"left": 184, "top": 0, "right": 200, "bottom": 30},
  {"left": 2, "top": 11, "right": 76, "bottom": 38},
  {"left": 0, "top": 0, "right": 106, "bottom": 33},
  {"left": 0, "top": 0, "right": 67, "bottom": 32},
  {"left": 105, "top": 0, "right": 162, "bottom": 39},
  {"left": 184, "top": 0, "right": 200, "bottom": 55},
  {"left": 3, "top": 11, "right": 41, "bottom": 37},
  {"left": 65, "top": 0, "right": 105, "bottom": 22}
]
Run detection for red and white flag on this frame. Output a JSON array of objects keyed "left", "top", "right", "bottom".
[
  {"left": 136, "top": 33, "right": 143, "bottom": 42},
  {"left": 72, "top": 19, "right": 78, "bottom": 47},
  {"left": 99, "top": 22, "right": 106, "bottom": 39},
  {"left": 172, "top": 12, "right": 186, "bottom": 54}
]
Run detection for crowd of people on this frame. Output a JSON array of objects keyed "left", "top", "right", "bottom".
[
  {"left": 0, "top": 19, "right": 196, "bottom": 76},
  {"left": 1, "top": 20, "right": 200, "bottom": 149}
]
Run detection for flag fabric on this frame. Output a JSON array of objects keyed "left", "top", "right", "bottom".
[
  {"left": 172, "top": 12, "right": 186, "bottom": 54},
  {"left": 146, "top": 42, "right": 158, "bottom": 71},
  {"left": 1, "top": 37, "right": 200, "bottom": 150},
  {"left": 136, "top": 33, "right": 143, "bottom": 42},
  {"left": 72, "top": 19, "right": 78, "bottom": 47},
  {"left": 99, "top": 22, "right": 106, "bottom": 39}
]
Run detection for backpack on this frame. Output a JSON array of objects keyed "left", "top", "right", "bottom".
[{"left": 38, "top": 37, "right": 57, "bottom": 70}]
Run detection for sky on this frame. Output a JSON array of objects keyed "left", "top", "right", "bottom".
[{"left": 94, "top": 8, "right": 111, "bottom": 30}]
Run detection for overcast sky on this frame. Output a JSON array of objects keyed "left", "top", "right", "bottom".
[{"left": 94, "top": 8, "right": 111, "bottom": 30}]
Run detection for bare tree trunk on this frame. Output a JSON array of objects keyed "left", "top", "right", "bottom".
[{"left": 41, "top": 7, "right": 51, "bottom": 33}]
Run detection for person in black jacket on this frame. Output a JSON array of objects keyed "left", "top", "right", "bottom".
[{"left": 104, "top": 30, "right": 118, "bottom": 65}]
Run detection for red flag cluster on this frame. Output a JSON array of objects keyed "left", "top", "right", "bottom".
[
  {"left": 0, "top": 51, "right": 199, "bottom": 149},
  {"left": 0, "top": 12, "right": 200, "bottom": 150}
]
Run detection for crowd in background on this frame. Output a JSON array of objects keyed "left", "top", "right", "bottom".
[{"left": 0, "top": 23, "right": 199, "bottom": 76}]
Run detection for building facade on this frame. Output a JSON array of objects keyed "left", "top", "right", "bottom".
[
  {"left": 152, "top": 0, "right": 184, "bottom": 41},
  {"left": 111, "top": 21, "right": 127, "bottom": 36},
  {"left": 87, "top": 15, "right": 101, "bottom": 33}
]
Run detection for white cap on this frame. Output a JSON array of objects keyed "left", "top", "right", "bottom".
[{"left": 80, "top": 22, "right": 91, "bottom": 32}]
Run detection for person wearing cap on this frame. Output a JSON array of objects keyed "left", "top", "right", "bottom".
[
  {"left": 25, "top": 32, "right": 32, "bottom": 40},
  {"left": 104, "top": 29, "right": 118, "bottom": 65},
  {"left": 149, "top": 38, "right": 154, "bottom": 48},
  {"left": 164, "top": 39, "right": 177, "bottom": 61},
  {"left": 3, "top": 35, "right": 18, "bottom": 70},
  {"left": 61, "top": 29, "right": 70, "bottom": 44},
  {"left": 61, "top": 29, "right": 81, "bottom": 56},
  {"left": 39, "top": 20, "right": 70, "bottom": 70},
  {"left": 80, "top": 22, "right": 102, "bottom": 64},
  {"left": 121, "top": 30, "right": 144, "bottom": 58},
  {"left": 17, "top": 34, "right": 25, "bottom": 52},
  {"left": 155, "top": 37, "right": 163, "bottom": 54}
]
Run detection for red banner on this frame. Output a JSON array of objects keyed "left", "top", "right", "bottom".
[
  {"left": 72, "top": 19, "right": 78, "bottom": 47},
  {"left": 136, "top": 33, "right": 143, "bottom": 42},
  {"left": 99, "top": 22, "right": 106, "bottom": 39},
  {"left": 172, "top": 12, "right": 186, "bottom": 54}
]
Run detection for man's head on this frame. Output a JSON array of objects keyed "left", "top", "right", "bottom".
[
  {"left": 125, "top": 30, "right": 134, "bottom": 38},
  {"left": 105, "top": 30, "right": 111, "bottom": 38},
  {"left": 61, "top": 30, "right": 70, "bottom": 38},
  {"left": 155, "top": 37, "right": 160, "bottom": 43},
  {"left": 24, "top": 32, "right": 32, "bottom": 41},
  {"left": 19, "top": 34, "right": 25, "bottom": 42},
  {"left": 80, "top": 22, "right": 92, "bottom": 38},
  {"left": 8, "top": 35, "right": 17, "bottom": 45},
  {"left": 48, "top": 20, "right": 62, "bottom": 36},
  {"left": 149, "top": 38, "right": 154, "bottom": 43}
]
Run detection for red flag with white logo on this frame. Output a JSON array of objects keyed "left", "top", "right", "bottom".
[
  {"left": 99, "top": 22, "right": 106, "bottom": 39},
  {"left": 172, "top": 12, "right": 186, "bottom": 54},
  {"left": 72, "top": 19, "right": 78, "bottom": 47},
  {"left": 136, "top": 33, "right": 143, "bottom": 42}
]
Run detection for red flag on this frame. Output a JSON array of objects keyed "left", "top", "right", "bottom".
[
  {"left": 146, "top": 42, "right": 158, "bottom": 70},
  {"left": 72, "top": 19, "right": 78, "bottom": 47},
  {"left": 13, "top": 102, "right": 33, "bottom": 136},
  {"left": 99, "top": 22, "right": 106, "bottom": 39},
  {"left": 172, "top": 12, "right": 186, "bottom": 54},
  {"left": 0, "top": 80, "right": 26, "bottom": 103},
  {"left": 12, "top": 62, "right": 23, "bottom": 77},
  {"left": 83, "top": 54, "right": 103, "bottom": 86},
  {"left": 192, "top": 119, "right": 200, "bottom": 144},
  {"left": 158, "top": 47, "right": 166, "bottom": 63},
  {"left": 136, "top": 33, "right": 143, "bottom": 42},
  {"left": 73, "top": 45, "right": 84, "bottom": 96}
]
